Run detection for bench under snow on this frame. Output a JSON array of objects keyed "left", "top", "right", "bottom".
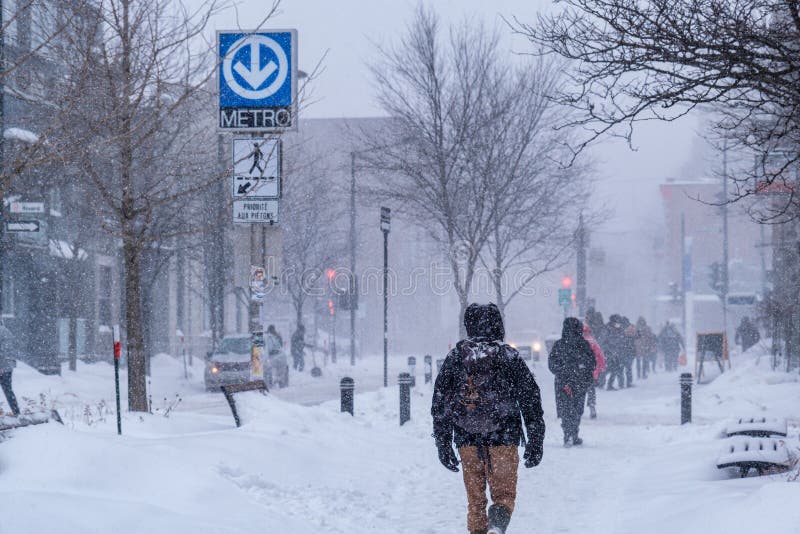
[
  {"left": 726, "top": 417, "right": 787, "bottom": 438},
  {"left": 716, "top": 436, "right": 792, "bottom": 477},
  {"left": 0, "top": 410, "right": 63, "bottom": 432}
]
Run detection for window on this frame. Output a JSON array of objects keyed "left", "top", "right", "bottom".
[
  {"left": 2, "top": 274, "right": 14, "bottom": 317},
  {"left": 98, "top": 266, "right": 112, "bottom": 327}
]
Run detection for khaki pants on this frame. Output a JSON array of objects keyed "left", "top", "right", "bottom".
[{"left": 458, "top": 445, "right": 519, "bottom": 532}]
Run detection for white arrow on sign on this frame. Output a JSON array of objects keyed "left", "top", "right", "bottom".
[
  {"left": 222, "top": 34, "right": 289, "bottom": 100},
  {"left": 6, "top": 221, "right": 40, "bottom": 232},
  {"left": 234, "top": 42, "right": 278, "bottom": 90}
]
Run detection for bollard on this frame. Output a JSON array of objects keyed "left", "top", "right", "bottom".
[
  {"left": 680, "top": 373, "right": 692, "bottom": 424},
  {"left": 399, "top": 372, "right": 412, "bottom": 426},
  {"left": 408, "top": 356, "right": 417, "bottom": 387},
  {"left": 424, "top": 355, "right": 433, "bottom": 384},
  {"left": 340, "top": 377, "right": 355, "bottom": 416}
]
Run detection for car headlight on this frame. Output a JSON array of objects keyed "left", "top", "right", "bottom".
[{"left": 532, "top": 342, "right": 542, "bottom": 352}]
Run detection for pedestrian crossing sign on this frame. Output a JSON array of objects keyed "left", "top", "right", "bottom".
[{"left": 232, "top": 138, "right": 281, "bottom": 199}]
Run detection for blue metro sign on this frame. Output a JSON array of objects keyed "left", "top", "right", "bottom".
[{"left": 218, "top": 30, "right": 297, "bottom": 131}]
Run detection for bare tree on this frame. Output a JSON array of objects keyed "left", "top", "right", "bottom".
[
  {"left": 465, "top": 58, "right": 594, "bottom": 315},
  {"left": 48, "top": 0, "right": 281, "bottom": 411},
  {"left": 280, "top": 138, "right": 345, "bottom": 332},
  {"left": 515, "top": 0, "right": 800, "bottom": 220},
  {"left": 365, "top": 6, "right": 504, "bottom": 334}
]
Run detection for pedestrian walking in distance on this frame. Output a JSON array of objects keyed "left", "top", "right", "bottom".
[
  {"left": 549, "top": 318, "right": 596, "bottom": 447},
  {"left": 0, "top": 321, "right": 20, "bottom": 416},
  {"left": 583, "top": 324, "right": 606, "bottom": 420},
  {"left": 432, "top": 303, "right": 545, "bottom": 534}
]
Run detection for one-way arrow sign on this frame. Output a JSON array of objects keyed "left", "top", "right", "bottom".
[{"left": 6, "top": 221, "right": 41, "bottom": 233}]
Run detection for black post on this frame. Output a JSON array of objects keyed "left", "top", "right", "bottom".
[
  {"left": 114, "top": 358, "right": 121, "bottom": 434},
  {"left": 680, "top": 373, "right": 692, "bottom": 424},
  {"left": 340, "top": 377, "right": 354, "bottom": 416},
  {"left": 381, "top": 207, "right": 391, "bottom": 387},
  {"left": 424, "top": 355, "right": 432, "bottom": 384},
  {"left": 399, "top": 372, "right": 411, "bottom": 426},
  {"left": 408, "top": 356, "right": 416, "bottom": 387}
]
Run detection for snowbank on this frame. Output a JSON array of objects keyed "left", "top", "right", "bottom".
[{"left": 1, "top": 351, "right": 798, "bottom": 533}]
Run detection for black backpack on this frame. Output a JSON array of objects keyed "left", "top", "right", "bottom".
[{"left": 451, "top": 340, "right": 517, "bottom": 436}]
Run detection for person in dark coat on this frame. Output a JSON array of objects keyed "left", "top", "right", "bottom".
[
  {"left": 290, "top": 324, "right": 307, "bottom": 372},
  {"left": 735, "top": 317, "right": 760, "bottom": 353},
  {"left": 432, "top": 303, "right": 545, "bottom": 534},
  {"left": 0, "top": 322, "right": 20, "bottom": 416},
  {"left": 658, "top": 322, "right": 684, "bottom": 371},
  {"left": 621, "top": 317, "right": 637, "bottom": 388},
  {"left": 548, "top": 317, "right": 596, "bottom": 447},
  {"left": 603, "top": 315, "right": 627, "bottom": 390}
]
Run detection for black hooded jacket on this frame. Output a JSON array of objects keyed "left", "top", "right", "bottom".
[
  {"left": 431, "top": 304, "right": 545, "bottom": 450},
  {"left": 548, "top": 318, "right": 596, "bottom": 395}
]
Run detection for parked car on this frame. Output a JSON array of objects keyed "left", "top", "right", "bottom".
[
  {"left": 204, "top": 335, "right": 251, "bottom": 392},
  {"left": 204, "top": 335, "right": 289, "bottom": 391}
]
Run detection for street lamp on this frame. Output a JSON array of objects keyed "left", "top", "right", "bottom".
[{"left": 381, "top": 206, "right": 391, "bottom": 387}]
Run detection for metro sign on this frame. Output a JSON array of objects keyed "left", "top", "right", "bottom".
[{"left": 218, "top": 30, "right": 297, "bottom": 131}]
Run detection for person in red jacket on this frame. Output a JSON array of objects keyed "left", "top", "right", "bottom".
[{"left": 583, "top": 324, "right": 606, "bottom": 420}]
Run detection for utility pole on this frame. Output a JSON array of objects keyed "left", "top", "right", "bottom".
[
  {"left": 349, "top": 152, "right": 357, "bottom": 366},
  {"left": 576, "top": 214, "right": 587, "bottom": 318},
  {"left": 381, "top": 207, "right": 391, "bottom": 387},
  {"left": 722, "top": 140, "right": 730, "bottom": 347},
  {"left": 681, "top": 213, "right": 688, "bottom": 348},
  {"left": 0, "top": 0, "right": 6, "bottom": 318}
]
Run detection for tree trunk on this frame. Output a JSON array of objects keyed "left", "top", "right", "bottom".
[
  {"left": 295, "top": 296, "right": 304, "bottom": 331},
  {"left": 68, "top": 315, "right": 77, "bottom": 372},
  {"left": 123, "top": 235, "right": 148, "bottom": 412}
]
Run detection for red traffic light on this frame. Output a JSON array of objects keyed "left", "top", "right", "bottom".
[
  {"left": 328, "top": 299, "right": 335, "bottom": 315},
  {"left": 325, "top": 269, "right": 336, "bottom": 281},
  {"left": 561, "top": 276, "right": 573, "bottom": 289}
]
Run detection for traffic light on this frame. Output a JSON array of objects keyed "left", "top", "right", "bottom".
[
  {"left": 561, "top": 276, "right": 573, "bottom": 289},
  {"left": 328, "top": 299, "right": 335, "bottom": 316}
]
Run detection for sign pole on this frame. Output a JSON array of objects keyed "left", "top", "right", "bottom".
[
  {"left": 381, "top": 207, "right": 391, "bottom": 387},
  {"left": 113, "top": 325, "right": 122, "bottom": 435}
]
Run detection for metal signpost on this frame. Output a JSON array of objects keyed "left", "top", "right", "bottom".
[
  {"left": 381, "top": 207, "right": 391, "bottom": 387},
  {"left": 219, "top": 29, "right": 297, "bottom": 382},
  {"left": 113, "top": 325, "right": 122, "bottom": 435}
]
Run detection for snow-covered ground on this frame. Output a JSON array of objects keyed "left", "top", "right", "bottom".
[{"left": 1, "top": 349, "right": 798, "bottom": 533}]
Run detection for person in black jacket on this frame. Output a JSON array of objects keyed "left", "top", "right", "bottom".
[
  {"left": 0, "top": 322, "right": 20, "bottom": 416},
  {"left": 432, "top": 303, "right": 545, "bottom": 534},
  {"left": 603, "top": 315, "right": 627, "bottom": 389},
  {"left": 548, "top": 317, "right": 596, "bottom": 447}
]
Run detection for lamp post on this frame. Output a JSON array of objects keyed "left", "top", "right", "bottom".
[
  {"left": 350, "top": 152, "right": 357, "bottom": 366},
  {"left": 381, "top": 207, "right": 391, "bottom": 387}
]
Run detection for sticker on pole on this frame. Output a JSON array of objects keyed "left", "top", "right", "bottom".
[
  {"left": 218, "top": 30, "right": 297, "bottom": 131},
  {"left": 233, "top": 138, "right": 280, "bottom": 198}
]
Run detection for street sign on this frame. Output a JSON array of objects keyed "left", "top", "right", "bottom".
[
  {"left": 233, "top": 199, "right": 278, "bottom": 224},
  {"left": 233, "top": 138, "right": 281, "bottom": 198},
  {"left": 558, "top": 288, "right": 572, "bottom": 307},
  {"left": 6, "top": 220, "right": 41, "bottom": 232},
  {"left": 9, "top": 202, "right": 44, "bottom": 214},
  {"left": 218, "top": 30, "right": 298, "bottom": 131}
]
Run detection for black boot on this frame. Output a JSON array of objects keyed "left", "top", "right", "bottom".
[{"left": 487, "top": 504, "right": 511, "bottom": 534}]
